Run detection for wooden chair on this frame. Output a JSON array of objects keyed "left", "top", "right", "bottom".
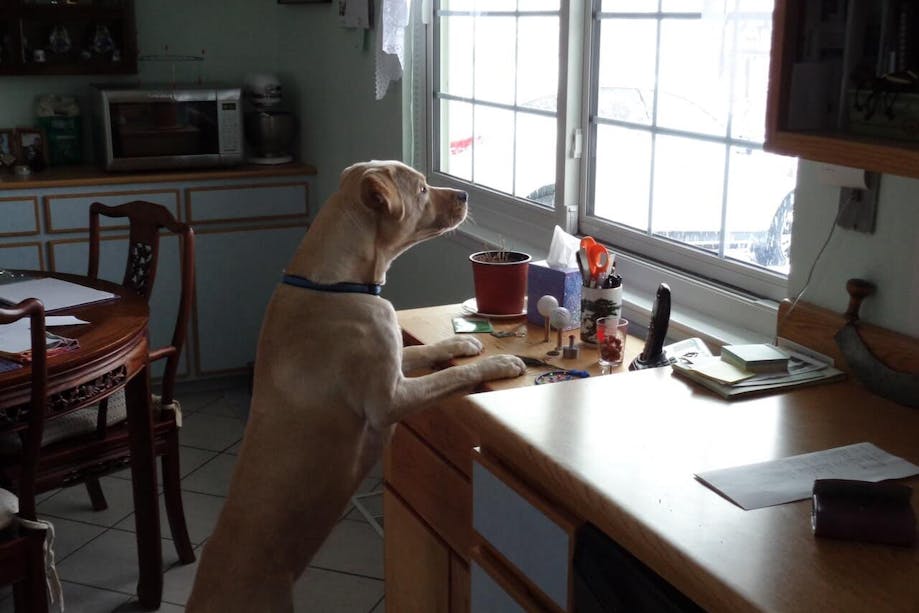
[
  {"left": 83, "top": 200, "right": 196, "bottom": 564},
  {"left": 0, "top": 298, "right": 51, "bottom": 613},
  {"left": 0, "top": 201, "right": 195, "bottom": 566}
]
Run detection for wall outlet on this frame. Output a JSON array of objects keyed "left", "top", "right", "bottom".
[{"left": 837, "top": 172, "right": 879, "bottom": 234}]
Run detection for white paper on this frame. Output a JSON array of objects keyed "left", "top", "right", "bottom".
[
  {"left": 0, "top": 320, "right": 33, "bottom": 354},
  {"left": 696, "top": 442, "right": 919, "bottom": 510},
  {"left": 0, "top": 278, "right": 116, "bottom": 313},
  {"left": 47, "top": 316, "right": 89, "bottom": 326}
]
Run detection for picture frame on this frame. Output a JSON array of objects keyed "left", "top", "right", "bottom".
[
  {"left": 15, "top": 127, "right": 47, "bottom": 169},
  {"left": 0, "top": 129, "right": 14, "bottom": 163}
]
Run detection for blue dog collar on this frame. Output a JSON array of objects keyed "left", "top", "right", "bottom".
[{"left": 281, "top": 273, "right": 383, "bottom": 296}]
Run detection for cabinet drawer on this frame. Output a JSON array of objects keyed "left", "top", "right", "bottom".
[
  {"left": 470, "top": 545, "right": 557, "bottom": 613},
  {"left": 186, "top": 182, "right": 309, "bottom": 224},
  {"left": 403, "top": 396, "right": 478, "bottom": 478},
  {"left": 0, "top": 197, "right": 39, "bottom": 236},
  {"left": 473, "top": 453, "right": 577, "bottom": 611},
  {"left": 45, "top": 189, "right": 180, "bottom": 233},
  {"left": 385, "top": 423, "right": 473, "bottom": 558}
]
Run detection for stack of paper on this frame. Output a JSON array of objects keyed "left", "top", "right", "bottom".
[
  {"left": 672, "top": 347, "right": 845, "bottom": 399},
  {"left": 0, "top": 319, "right": 80, "bottom": 363},
  {"left": 0, "top": 278, "right": 117, "bottom": 314}
]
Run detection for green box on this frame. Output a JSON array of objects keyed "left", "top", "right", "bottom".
[{"left": 37, "top": 116, "right": 83, "bottom": 166}]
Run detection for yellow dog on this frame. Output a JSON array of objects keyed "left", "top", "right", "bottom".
[{"left": 187, "top": 161, "right": 525, "bottom": 612}]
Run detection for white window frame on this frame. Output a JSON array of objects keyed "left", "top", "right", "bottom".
[{"left": 410, "top": 0, "right": 788, "bottom": 343}]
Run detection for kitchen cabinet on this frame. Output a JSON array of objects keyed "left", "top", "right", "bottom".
[
  {"left": 0, "top": 0, "right": 136, "bottom": 76},
  {"left": 0, "top": 163, "right": 314, "bottom": 379},
  {"left": 765, "top": 0, "right": 919, "bottom": 177}
]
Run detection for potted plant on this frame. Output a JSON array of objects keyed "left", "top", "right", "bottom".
[{"left": 469, "top": 250, "right": 531, "bottom": 315}]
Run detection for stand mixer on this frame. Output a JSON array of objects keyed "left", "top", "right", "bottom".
[{"left": 243, "top": 74, "right": 296, "bottom": 165}]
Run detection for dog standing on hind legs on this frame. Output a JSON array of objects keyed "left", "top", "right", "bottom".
[{"left": 186, "top": 160, "right": 526, "bottom": 612}]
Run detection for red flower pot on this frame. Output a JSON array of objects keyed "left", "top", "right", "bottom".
[{"left": 469, "top": 250, "right": 531, "bottom": 315}]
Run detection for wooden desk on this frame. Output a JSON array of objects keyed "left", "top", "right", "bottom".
[
  {"left": 386, "top": 303, "right": 919, "bottom": 612},
  {"left": 0, "top": 272, "right": 164, "bottom": 609}
]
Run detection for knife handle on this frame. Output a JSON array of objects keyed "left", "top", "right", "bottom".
[{"left": 844, "top": 278, "right": 876, "bottom": 323}]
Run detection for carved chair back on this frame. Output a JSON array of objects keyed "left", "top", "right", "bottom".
[
  {"left": 88, "top": 201, "right": 195, "bottom": 404},
  {"left": 0, "top": 299, "right": 47, "bottom": 520}
]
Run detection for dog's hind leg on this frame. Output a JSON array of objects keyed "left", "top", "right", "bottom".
[{"left": 402, "top": 336, "right": 485, "bottom": 373}]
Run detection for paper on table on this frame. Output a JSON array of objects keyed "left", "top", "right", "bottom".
[
  {"left": 695, "top": 442, "right": 919, "bottom": 510},
  {"left": 46, "top": 316, "right": 89, "bottom": 326},
  {"left": 0, "top": 278, "right": 116, "bottom": 313}
]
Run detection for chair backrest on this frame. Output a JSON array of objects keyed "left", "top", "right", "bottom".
[
  {"left": 88, "top": 201, "right": 195, "bottom": 405},
  {"left": 0, "top": 299, "right": 46, "bottom": 521}
]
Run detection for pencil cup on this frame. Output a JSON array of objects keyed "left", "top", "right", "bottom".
[{"left": 580, "top": 285, "right": 622, "bottom": 344}]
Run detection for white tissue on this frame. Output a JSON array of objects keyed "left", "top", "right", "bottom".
[{"left": 546, "top": 225, "right": 581, "bottom": 270}]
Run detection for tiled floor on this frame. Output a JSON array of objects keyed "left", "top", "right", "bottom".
[{"left": 2, "top": 377, "right": 386, "bottom": 612}]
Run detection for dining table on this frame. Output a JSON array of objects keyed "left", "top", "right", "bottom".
[{"left": 0, "top": 270, "right": 164, "bottom": 609}]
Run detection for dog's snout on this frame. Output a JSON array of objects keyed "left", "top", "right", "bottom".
[{"left": 457, "top": 191, "right": 468, "bottom": 203}]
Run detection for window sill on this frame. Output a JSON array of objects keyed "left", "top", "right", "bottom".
[{"left": 451, "top": 226, "right": 778, "bottom": 350}]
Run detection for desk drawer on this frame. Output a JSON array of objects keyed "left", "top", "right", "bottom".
[
  {"left": 386, "top": 423, "right": 473, "bottom": 558},
  {"left": 472, "top": 452, "right": 577, "bottom": 611}
]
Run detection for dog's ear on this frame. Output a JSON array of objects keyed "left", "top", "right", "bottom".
[{"left": 360, "top": 168, "right": 405, "bottom": 220}]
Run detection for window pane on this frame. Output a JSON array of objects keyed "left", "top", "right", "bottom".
[
  {"left": 440, "top": 16, "right": 473, "bottom": 98},
  {"left": 725, "top": 148, "right": 797, "bottom": 272},
  {"left": 478, "top": 0, "right": 516, "bottom": 10},
  {"left": 474, "top": 106, "right": 515, "bottom": 194},
  {"left": 519, "top": 0, "right": 560, "bottom": 10},
  {"left": 594, "top": 124, "right": 652, "bottom": 231},
  {"left": 442, "top": 0, "right": 475, "bottom": 10},
  {"left": 657, "top": 18, "right": 729, "bottom": 137},
  {"left": 439, "top": 99, "right": 474, "bottom": 181},
  {"left": 515, "top": 112, "right": 556, "bottom": 202},
  {"left": 728, "top": 12, "right": 774, "bottom": 141},
  {"left": 474, "top": 16, "right": 516, "bottom": 105},
  {"left": 517, "top": 16, "right": 559, "bottom": 112},
  {"left": 660, "top": 0, "right": 704, "bottom": 11},
  {"left": 598, "top": 19, "right": 657, "bottom": 125},
  {"left": 602, "top": 0, "right": 658, "bottom": 13},
  {"left": 651, "top": 134, "right": 725, "bottom": 252}
]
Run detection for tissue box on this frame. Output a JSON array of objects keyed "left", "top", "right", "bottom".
[{"left": 526, "top": 260, "right": 582, "bottom": 330}]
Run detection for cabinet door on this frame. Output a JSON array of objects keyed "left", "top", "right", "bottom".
[
  {"left": 384, "top": 487, "right": 451, "bottom": 613},
  {"left": 193, "top": 224, "right": 306, "bottom": 375}
]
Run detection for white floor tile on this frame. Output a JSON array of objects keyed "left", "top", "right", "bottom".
[
  {"left": 160, "top": 545, "right": 204, "bottom": 607},
  {"left": 114, "top": 489, "right": 227, "bottom": 546},
  {"left": 44, "top": 516, "right": 108, "bottom": 561},
  {"left": 293, "top": 567, "right": 384, "bottom": 613},
  {"left": 56, "top": 529, "right": 182, "bottom": 595},
  {"left": 38, "top": 476, "right": 138, "bottom": 527},
  {"left": 108, "top": 445, "right": 220, "bottom": 483},
  {"left": 179, "top": 412, "right": 246, "bottom": 452},
  {"left": 311, "top": 519, "right": 384, "bottom": 580},
  {"left": 180, "top": 453, "right": 238, "bottom": 497}
]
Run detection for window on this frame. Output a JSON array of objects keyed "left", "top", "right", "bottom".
[{"left": 427, "top": 0, "right": 797, "bottom": 304}]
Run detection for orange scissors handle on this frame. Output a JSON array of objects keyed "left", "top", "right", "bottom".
[{"left": 587, "top": 243, "right": 609, "bottom": 284}]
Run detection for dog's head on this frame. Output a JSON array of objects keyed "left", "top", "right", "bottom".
[{"left": 339, "top": 160, "right": 468, "bottom": 256}]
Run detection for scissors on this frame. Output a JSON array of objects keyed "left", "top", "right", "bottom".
[
  {"left": 586, "top": 243, "right": 610, "bottom": 287},
  {"left": 578, "top": 237, "right": 599, "bottom": 286}
]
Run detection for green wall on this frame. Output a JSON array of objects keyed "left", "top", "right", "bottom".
[
  {"left": 0, "top": 0, "right": 401, "bottom": 205},
  {"left": 1, "top": 1, "right": 916, "bottom": 336}
]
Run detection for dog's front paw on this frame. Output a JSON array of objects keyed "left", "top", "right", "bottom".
[
  {"left": 438, "top": 335, "right": 484, "bottom": 358},
  {"left": 477, "top": 354, "right": 527, "bottom": 381}
]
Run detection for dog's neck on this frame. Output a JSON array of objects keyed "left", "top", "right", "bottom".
[{"left": 285, "top": 199, "right": 390, "bottom": 286}]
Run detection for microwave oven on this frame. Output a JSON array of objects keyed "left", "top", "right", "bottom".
[{"left": 92, "top": 83, "right": 243, "bottom": 171}]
